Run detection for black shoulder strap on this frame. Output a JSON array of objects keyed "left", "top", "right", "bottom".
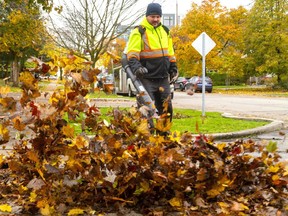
[
  {"left": 136, "top": 25, "right": 146, "bottom": 36},
  {"left": 136, "top": 25, "right": 170, "bottom": 36},
  {"left": 162, "top": 25, "right": 170, "bottom": 35}
]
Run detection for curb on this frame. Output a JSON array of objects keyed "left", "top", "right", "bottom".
[
  {"left": 4, "top": 96, "right": 285, "bottom": 141},
  {"left": 209, "top": 113, "right": 285, "bottom": 140},
  {"left": 91, "top": 99, "right": 285, "bottom": 140}
]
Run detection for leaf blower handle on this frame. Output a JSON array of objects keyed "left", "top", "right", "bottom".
[{"left": 121, "top": 54, "right": 156, "bottom": 128}]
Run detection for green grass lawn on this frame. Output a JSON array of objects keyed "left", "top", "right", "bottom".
[
  {"left": 0, "top": 80, "right": 22, "bottom": 93},
  {"left": 66, "top": 107, "right": 268, "bottom": 135},
  {"left": 172, "top": 108, "right": 267, "bottom": 133}
]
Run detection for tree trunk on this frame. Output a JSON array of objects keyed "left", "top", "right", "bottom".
[
  {"left": 89, "top": 60, "right": 97, "bottom": 93},
  {"left": 12, "top": 55, "right": 20, "bottom": 87},
  {"left": 277, "top": 75, "right": 281, "bottom": 83},
  {"left": 59, "top": 67, "right": 63, "bottom": 80}
]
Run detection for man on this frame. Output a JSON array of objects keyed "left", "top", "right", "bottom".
[{"left": 125, "top": 3, "right": 178, "bottom": 131}]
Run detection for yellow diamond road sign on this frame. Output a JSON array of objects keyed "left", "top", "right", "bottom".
[{"left": 192, "top": 32, "right": 216, "bottom": 56}]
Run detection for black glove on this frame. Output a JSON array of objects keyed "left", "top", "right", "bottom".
[
  {"left": 135, "top": 67, "right": 148, "bottom": 78},
  {"left": 169, "top": 68, "right": 179, "bottom": 84}
]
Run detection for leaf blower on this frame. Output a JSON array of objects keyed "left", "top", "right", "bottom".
[{"left": 121, "top": 54, "right": 156, "bottom": 128}]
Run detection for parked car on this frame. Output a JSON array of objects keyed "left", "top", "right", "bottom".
[
  {"left": 173, "top": 77, "right": 188, "bottom": 91},
  {"left": 185, "top": 76, "right": 213, "bottom": 93},
  {"left": 103, "top": 74, "right": 114, "bottom": 84},
  {"left": 97, "top": 73, "right": 114, "bottom": 88},
  {"left": 38, "top": 74, "right": 58, "bottom": 80}
]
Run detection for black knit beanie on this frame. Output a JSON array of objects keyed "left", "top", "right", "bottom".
[{"left": 146, "top": 3, "right": 162, "bottom": 17}]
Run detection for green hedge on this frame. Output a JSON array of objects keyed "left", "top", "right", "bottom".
[{"left": 208, "top": 72, "right": 246, "bottom": 86}]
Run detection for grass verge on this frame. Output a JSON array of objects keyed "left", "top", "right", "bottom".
[
  {"left": 214, "top": 85, "right": 288, "bottom": 97},
  {"left": 66, "top": 107, "right": 268, "bottom": 135},
  {"left": 172, "top": 108, "right": 268, "bottom": 133}
]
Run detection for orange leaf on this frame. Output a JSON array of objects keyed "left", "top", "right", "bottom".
[
  {"left": 62, "top": 125, "right": 75, "bottom": 138},
  {"left": 0, "top": 124, "right": 10, "bottom": 144},
  {"left": 195, "top": 121, "right": 199, "bottom": 133},
  {"left": 216, "top": 143, "right": 226, "bottom": 152},
  {"left": 70, "top": 73, "right": 82, "bottom": 84},
  {"left": 0, "top": 155, "right": 4, "bottom": 167},
  {"left": 207, "top": 176, "right": 231, "bottom": 198},
  {"left": 0, "top": 86, "right": 10, "bottom": 95},
  {"left": 136, "top": 120, "right": 150, "bottom": 136},
  {"left": 26, "top": 150, "right": 40, "bottom": 163},
  {"left": 67, "top": 208, "right": 84, "bottom": 216},
  {"left": 0, "top": 97, "right": 17, "bottom": 112},
  {"left": 81, "top": 69, "right": 96, "bottom": 84},
  {"left": 218, "top": 202, "right": 230, "bottom": 214},
  {"left": 155, "top": 117, "right": 172, "bottom": 132},
  {"left": 29, "top": 191, "right": 37, "bottom": 202},
  {"left": 0, "top": 204, "right": 12, "bottom": 213},
  {"left": 40, "top": 204, "right": 55, "bottom": 216},
  {"left": 70, "top": 135, "right": 89, "bottom": 149},
  {"left": 266, "top": 165, "right": 280, "bottom": 173},
  {"left": 230, "top": 201, "right": 249, "bottom": 212},
  {"left": 12, "top": 116, "right": 26, "bottom": 131},
  {"left": 196, "top": 168, "right": 207, "bottom": 181},
  {"left": 135, "top": 147, "right": 147, "bottom": 159},
  {"left": 168, "top": 197, "right": 182, "bottom": 207},
  {"left": 159, "top": 86, "right": 164, "bottom": 92}
]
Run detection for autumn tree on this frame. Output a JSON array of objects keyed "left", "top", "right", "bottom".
[
  {"left": 172, "top": 0, "right": 248, "bottom": 82},
  {"left": 39, "top": 38, "right": 87, "bottom": 80},
  {"left": 217, "top": 6, "right": 248, "bottom": 84},
  {"left": 244, "top": 0, "right": 288, "bottom": 84},
  {"left": 47, "top": 0, "right": 145, "bottom": 69},
  {"left": 0, "top": 1, "right": 49, "bottom": 86},
  {"left": 172, "top": 0, "right": 226, "bottom": 77},
  {"left": 3, "top": 0, "right": 61, "bottom": 12}
]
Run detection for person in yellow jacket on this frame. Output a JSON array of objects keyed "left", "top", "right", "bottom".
[{"left": 126, "top": 3, "right": 178, "bottom": 130}]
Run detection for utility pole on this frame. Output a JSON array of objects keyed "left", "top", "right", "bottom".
[{"left": 176, "top": 0, "right": 179, "bottom": 26}]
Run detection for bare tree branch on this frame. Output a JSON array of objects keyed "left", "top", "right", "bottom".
[{"left": 47, "top": 0, "right": 145, "bottom": 67}]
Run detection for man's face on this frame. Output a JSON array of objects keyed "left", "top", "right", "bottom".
[{"left": 146, "top": 15, "right": 161, "bottom": 27}]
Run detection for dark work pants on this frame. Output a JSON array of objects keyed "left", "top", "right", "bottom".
[{"left": 138, "top": 77, "right": 173, "bottom": 121}]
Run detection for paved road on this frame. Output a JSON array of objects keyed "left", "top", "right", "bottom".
[
  {"left": 94, "top": 91, "right": 288, "bottom": 124},
  {"left": 172, "top": 91, "right": 288, "bottom": 124}
]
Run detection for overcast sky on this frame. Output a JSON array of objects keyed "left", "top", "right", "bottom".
[
  {"left": 49, "top": 0, "right": 255, "bottom": 27},
  {"left": 156, "top": 0, "right": 254, "bottom": 16}
]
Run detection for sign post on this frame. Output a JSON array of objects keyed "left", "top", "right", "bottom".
[{"left": 192, "top": 32, "right": 216, "bottom": 117}]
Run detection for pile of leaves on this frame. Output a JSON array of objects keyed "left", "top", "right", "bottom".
[{"left": 0, "top": 71, "right": 287, "bottom": 215}]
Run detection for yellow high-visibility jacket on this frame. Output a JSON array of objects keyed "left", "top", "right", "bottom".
[{"left": 126, "top": 17, "right": 177, "bottom": 79}]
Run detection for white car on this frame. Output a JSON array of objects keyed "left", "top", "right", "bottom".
[{"left": 128, "top": 80, "right": 174, "bottom": 99}]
